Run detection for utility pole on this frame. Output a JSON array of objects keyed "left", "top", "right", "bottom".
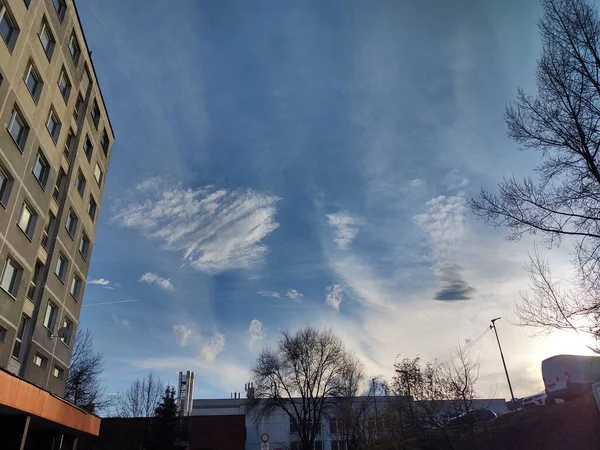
[{"left": 490, "top": 317, "right": 517, "bottom": 413}]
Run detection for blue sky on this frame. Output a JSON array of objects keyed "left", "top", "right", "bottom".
[{"left": 76, "top": 0, "right": 595, "bottom": 400}]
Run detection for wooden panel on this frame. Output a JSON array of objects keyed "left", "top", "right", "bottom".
[{"left": 0, "top": 369, "right": 101, "bottom": 435}]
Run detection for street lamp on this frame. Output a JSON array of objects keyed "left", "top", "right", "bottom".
[
  {"left": 372, "top": 377, "right": 379, "bottom": 440},
  {"left": 490, "top": 317, "right": 517, "bottom": 412}
]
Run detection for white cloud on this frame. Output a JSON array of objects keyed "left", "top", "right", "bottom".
[
  {"left": 257, "top": 290, "right": 281, "bottom": 298},
  {"left": 286, "top": 289, "right": 303, "bottom": 301},
  {"left": 112, "top": 315, "right": 130, "bottom": 327},
  {"left": 138, "top": 272, "right": 175, "bottom": 291},
  {"left": 325, "top": 284, "right": 344, "bottom": 311},
  {"left": 408, "top": 178, "right": 424, "bottom": 188},
  {"left": 326, "top": 212, "right": 361, "bottom": 249},
  {"left": 88, "top": 278, "right": 115, "bottom": 289},
  {"left": 173, "top": 324, "right": 193, "bottom": 347},
  {"left": 248, "top": 319, "right": 266, "bottom": 343},
  {"left": 201, "top": 333, "right": 226, "bottom": 362},
  {"left": 113, "top": 181, "right": 280, "bottom": 275}
]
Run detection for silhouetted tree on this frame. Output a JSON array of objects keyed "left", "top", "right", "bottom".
[
  {"left": 470, "top": 0, "right": 600, "bottom": 351},
  {"left": 118, "top": 372, "right": 165, "bottom": 417},
  {"left": 147, "top": 386, "right": 179, "bottom": 450},
  {"left": 64, "top": 328, "right": 113, "bottom": 414}
]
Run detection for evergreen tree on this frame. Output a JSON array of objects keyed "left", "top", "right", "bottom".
[{"left": 147, "top": 386, "right": 179, "bottom": 450}]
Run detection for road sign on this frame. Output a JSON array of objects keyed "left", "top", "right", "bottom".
[
  {"left": 261, "top": 443, "right": 269, "bottom": 450},
  {"left": 261, "top": 433, "right": 269, "bottom": 443}
]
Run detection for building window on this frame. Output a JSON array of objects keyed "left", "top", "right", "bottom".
[
  {"left": 65, "top": 209, "right": 78, "bottom": 238},
  {"left": 101, "top": 130, "right": 110, "bottom": 155},
  {"left": 73, "top": 93, "right": 84, "bottom": 121},
  {"left": 53, "top": 366, "right": 64, "bottom": 379},
  {"left": 53, "top": 169, "right": 65, "bottom": 201},
  {"left": 55, "top": 253, "right": 68, "bottom": 282},
  {"left": 27, "top": 260, "right": 42, "bottom": 301},
  {"left": 88, "top": 196, "right": 97, "bottom": 221},
  {"left": 70, "top": 274, "right": 82, "bottom": 299},
  {"left": 41, "top": 213, "right": 55, "bottom": 249},
  {"left": 0, "top": 2, "right": 18, "bottom": 52},
  {"left": 46, "top": 108, "right": 61, "bottom": 143},
  {"left": 43, "top": 301, "right": 57, "bottom": 330},
  {"left": 58, "top": 68, "right": 71, "bottom": 103},
  {"left": 32, "top": 151, "right": 50, "bottom": 188},
  {"left": 17, "top": 202, "right": 37, "bottom": 239},
  {"left": 91, "top": 100, "right": 100, "bottom": 129},
  {"left": 79, "top": 232, "right": 90, "bottom": 259},
  {"left": 7, "top": 107, "right": 29, "bottom": 151},
  {"left": 12, "top": 314, "right": 29, "bottom": 360},
  {"left": 0, "top": 325, "right": 6, "bottom": 343},
  {"left": 52, "top": 0, "right": 66, "bottom": 21},
  {"left": 83, "top": 135, "right": 93, "bottom": 161},
  {"left": 64, "top": 128, "right": 74, "bottom": 160},
  {"left": 61, "top": 317, "right": 73, "bottom": 346},
  {"left": 33, "top": 353, "right": 47, "bottom": 368},
  {"left": 68, "top": 33, "right": 80, "bottom": 65},
  {"left": 0, "top": 165, "right": 13, "bottom": 207},
  {"left": 24, "top": 62, "right": 43, "bottom": 103},
  {"left": 75, "top": 170, "right": 86, "bottom": 197},
  {"left": 1, "top": 258, "right": 20, "bottom": 296},
  {"left": 39, "top": 20, "right": 55, "bottom": 60},
  {"left": 94, "top": 163, "right": 103, "bottom": 186}
]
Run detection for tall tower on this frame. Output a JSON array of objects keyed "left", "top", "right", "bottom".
[
  {"left": 0, "top": 0, "right": 114, "bottom": 397},
  {"left": 178, "top": 371, "right": 195, "bottom": 416}
]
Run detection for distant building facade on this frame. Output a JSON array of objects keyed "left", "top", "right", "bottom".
[{"left": 0, "top": 0, "right": 114, "bottom": 447}]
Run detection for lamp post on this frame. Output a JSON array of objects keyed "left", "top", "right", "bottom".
[
  {"left": 490, "top": 317, "right": 517, "bottom": 412},
  {"left": 372, "top": 377, "right": 379, "bottom": 440}
]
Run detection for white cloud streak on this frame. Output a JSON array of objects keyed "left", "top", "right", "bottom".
[
  {"left": 113, "top": 180, "right": 280, "bottom": 275},
  {"left": 257, "top": 290, "right": 281, "bottom": 298},
  {"left": 88, "top": 278, "right": 115, "bottom": 289},
  {"left": 325, "top": 284, "right": 344, "bottom": 311},
  {"left": 201, "top": 333, "right": 226, "bottom": 362},
  {"left": 326, "top": 212, "right": 361, "bottom": 249},
  {"left": 173, "top": 324, "right": 193, "bottom": 347},
  {"left": 248, "top": 319, "right": 266, "bottom": 343},
  {"left": 112, "top": 315, "right": 130, "bottom": 327},
  {"left": 139, "top": 272, "right": 175, "bottom": 291},
  {"left": 286, "top": 289, "right": 303, "bottom": 301}
]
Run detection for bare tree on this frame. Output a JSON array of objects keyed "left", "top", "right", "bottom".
[
  {"left": 470, "top": 0, "right": 600, "bottom": 348},
  {"left": 64, "top": 328, "right": 113, "bottom": 414},
  {"left": 118, "top": 372, "right": 165, "bottom": 418},
  {"left": 247, "top": 327, "right": 356, "bottom": 450}
]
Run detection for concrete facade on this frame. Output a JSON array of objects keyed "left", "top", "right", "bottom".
[{"left": 0, "top": 0, "right": 113, "bottom": 398}]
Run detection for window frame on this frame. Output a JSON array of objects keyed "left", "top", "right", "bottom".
[
  {"left": 88, "top": 195, "right": 97, "bottom": 221},
  {"left": 91, "top": 100, "right": 100, "bottom": 129},
  {"left": 7, "top": 106, "right": 29, "bottom": 152},
  {"left": 0, "top": 2, "right": 19, "bottom": 52},
  {"left": 17, "top": 202, "right": 36, "bottom": 239},
  {"left": 94, "top": 162, "right": 103, "bottom": 186},
  {"left": 101, "top": 129, "right": 110, "bottom": 155},
  {"left": 24, "top": 61, "right": 43, "bottom": 103},
  {"left": 79, "top": 232, "right": 90, "bottom": 260},
  {"left": 52, "top": 0, "right": 67, "bottom": 22},
  {"left": 43, "top": 301, "right": 58, "bottom": 331},
  {"left": 41, "top": 212, "right": 55, "bottom": 249},
  {"left": 68, "top": 32, "right": 80, "bottom": 65},
  {"left": 55, "top": 253, "right": 68, "bottom": 282},
  {"left": 61, "top": 316, "right": 73, "bottom": 346},
  {"left": 33, "top": 353, "right": 48, "bottom": 368},
  {"left": 1, "top": 257, "right": 21, "bottom": 297},
  {"left": 32, "top": 151, "right": 50, "bottom": 189},
  {"left": 73, "top": 93, "right": 84, "bottom": 121},
  {"left": 0, "top": 164, "right": 13, "bottom": 207},
  {"left": 11, "top": 314, "right": 29, "bottom": 360},
  {"left": 53, "top": 168, "right": 65, "bottom": 201},
  {"left": 53, "top": 365, "right": 64, "bottom": 379},
  {"left": 83, "top": 135, "right": 93, "bottom": 162},
  {"left": 46, "top": 107, "right": 61, "bottom": 143},
  {"left": 38, "top": 19, "right": 55, "bottom": 61},
  {"left": 75, "top": 170, "right": 86, "bottom": 197},
  {"left": 65, "top": 209, "right": 78, "bottom": 238},
  {"left": 57, "top": 68, "right": 71, "bottom": 103},
  {"left": 70, "top": 273, "right": 82, "bottom": 299}
]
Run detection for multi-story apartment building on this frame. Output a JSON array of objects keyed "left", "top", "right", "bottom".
[{"left": 0, "top": 0, "right": 112, "bottom": 446}]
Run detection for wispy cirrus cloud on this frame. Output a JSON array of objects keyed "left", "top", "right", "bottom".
[
  {"left": 325, "top": 284, "right": 344, "bottom": 311},
  {"left": 286, "top": 289, "right": 303, "bottom": 301},
  {"left": 257, "top": 290, "right": 281, "bottom": 298},
  {"left": 201, "top": 333, "right": 226, "bottom": 362},
  {"left": 88, "top": 278, "right": 115, "bottom": 289},
  {"left": 248, "top": 319, "right": 266, "bottom": 344},
  {"left": 413, "top": 195, "right": 475, "bottom": 301},
  {"left": 139, "top": 272, "right": 175, "bottom": 291},
  {"left": 326, "top": 212, "right": 361, "bottom": 249},
  {"left": 112, "top": 180, "right": 280, "bottom": 275},
  {"left": 112, "top": 315, "right": 130, "bottom": 327},
  {"left": 173, "top": 324, "right": 193, "bottom": 347}
]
